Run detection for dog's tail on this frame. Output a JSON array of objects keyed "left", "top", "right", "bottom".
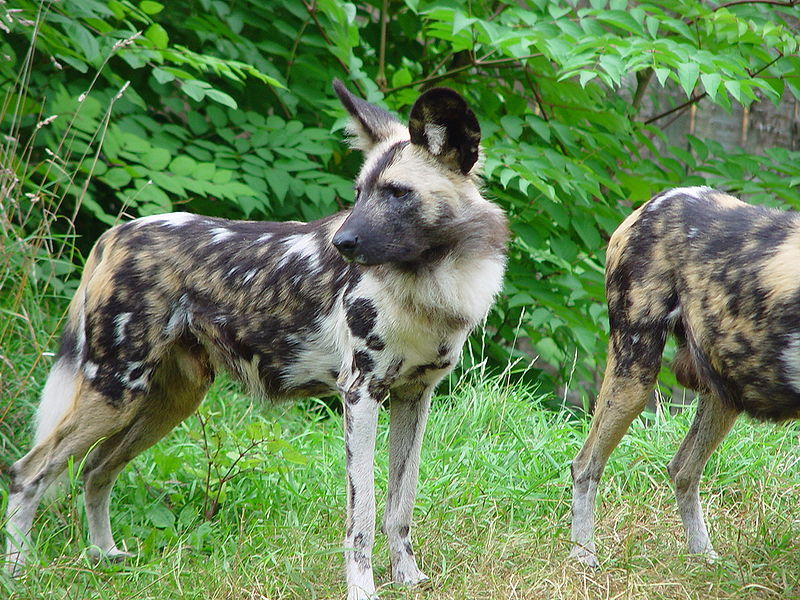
[{"left": 34, "top": 233, "right": 107, "bottom": 448}]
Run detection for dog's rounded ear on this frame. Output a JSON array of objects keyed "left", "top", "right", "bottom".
[
  {"left": 408, "top": 88, "right": 480, "bottom": 174},
  {"left": 333, "top": 79, "right": 403, "bottom": 151}
]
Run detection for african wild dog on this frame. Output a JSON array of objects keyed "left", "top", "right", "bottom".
[
  {"left": 570, "top": 186, "right": 800, "bottom": 567},
  {"left": 5, "top": 81, "right": 508, "bottom": 599}
]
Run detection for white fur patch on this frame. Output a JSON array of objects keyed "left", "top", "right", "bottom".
[
  {"left": 165, "top": 294, "right": 191, "bottom": 336},
  {"left": 242, "top": 268, "right": 259, "bottom": 284},
  {"left": 34, "top": 359, "right": 77, "bottom": 445},
  {"left": 134, "top": 212, "right": 196, "bottom": 227},
  {"left": 113, "top": 312, "right": 132, "bottom": 345},
  {"left": 83, "top": 360, "right": 99, "bottom": 380},
  {"left": 647, "top": 186, "right": 713, "bottom": 212},
  {"left": 210, "top": 227, "right": 233, "bottom": 243},
  {"left": 278, "top": 233, "right": 320, "bottom": 270},
  {"left": 782, "top": 333, "right": 800, "bottom": 393},
  {"left": 281, "top": 307, "right": 347, "bottom": 390},
  {"left": 424, "top": 123, "right": 447, "bottom": 155}
]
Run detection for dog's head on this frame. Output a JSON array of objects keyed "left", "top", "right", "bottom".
[{"left": 331, "top": 80, "right": 484, "bottom": 268}]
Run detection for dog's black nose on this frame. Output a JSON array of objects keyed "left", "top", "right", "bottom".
[{"left": 332, "top": 231, "right": 359, "bottom": 259}]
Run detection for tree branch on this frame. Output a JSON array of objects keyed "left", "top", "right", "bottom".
[
  {"left": 644, "top": 92, "right": 707, "bottom": 125},
  {"left": 384, "top": 53, "right": 543, "bottom": 94},
  {"left": 376, "top": 0, "right": 389, "bottom": 91},
  {"left": 714, "top": 0, "right": 798, "bottom": 10}
]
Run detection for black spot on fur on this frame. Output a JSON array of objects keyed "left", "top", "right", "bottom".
[
  {"left": 353, "top": 350, "right": 374, "bottom": 373},
  {"left": 399, "top": 524, "right": 409, "bottom": 538},
  {"left": 409, "top": 360, "right": 452, "bottom": 378},
  {"left": 346, "top": 298, "right": 378, "bottom": 339},
  {"left": 366, "top": 335, "right": 385, "bottom": 351},
  {"left": 55, "top": 323, "right": 81, "bottom": 363},
  {"left": 354, "top": 532, "right": 366, "bottom": 549}
]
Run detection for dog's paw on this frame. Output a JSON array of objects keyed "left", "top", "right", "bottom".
[
  {"left": 347, "top": 586, "right": 378, "bottom": 600},
  {"left": 88, "top": 546, "right": 135, "bottom": 564},
  {"left": 393, "top": 567, "right": 429, "bottom": 587},
  {"left": 569, "top": 545, "right": 600, "bottom": 569},
  {"left": 691, "top": 547, "right": 720, "bottom": 565}
]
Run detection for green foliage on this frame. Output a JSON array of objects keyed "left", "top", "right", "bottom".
[{"left": 3, "top": 0, "right": 800, "bottom": 400}]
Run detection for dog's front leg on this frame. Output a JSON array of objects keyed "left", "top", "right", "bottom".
[
  {"left": 382, "top": 384, "right": 432, "bottom": 587},
  {"left": 342, "top": 384, "right": 381, "bottom": 600}
]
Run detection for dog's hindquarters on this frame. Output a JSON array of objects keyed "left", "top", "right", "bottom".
[
  {"left": 5, "top": 232, "right": 213, "bottom": 573},
  {"left": 570, "top": 187, "right": 758, "bottom": 566}
]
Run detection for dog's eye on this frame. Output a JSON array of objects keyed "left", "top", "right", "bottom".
[{"left": 389, "top": 186, "right": 411, "bottom": 199}]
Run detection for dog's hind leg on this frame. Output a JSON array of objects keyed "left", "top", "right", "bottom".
[
  {"left": 666, "top": 393, "right": 738, "bottom": 559},
  {"left": 570, "top": 323, "right": 666, "bottom": 567},
  {"left": 81, "top": 344, "right": 211, "bottom": 560},
  {"left": 5, "top": 381, "right": 139, "bottom": 574},
  {"left": 382, "top": 384, "right": 432, "bottom": 587}
]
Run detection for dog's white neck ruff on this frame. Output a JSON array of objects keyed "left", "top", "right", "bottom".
[{"left": 360, "top": 250, "right": 506, "bottom": 333}]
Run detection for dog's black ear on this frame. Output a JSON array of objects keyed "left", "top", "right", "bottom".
[
  {"left": 408, "top": 87, "right": 480, "bottom": 174},
  {"left": 333, "top": 79, "right": 403, "bottom": 151}
]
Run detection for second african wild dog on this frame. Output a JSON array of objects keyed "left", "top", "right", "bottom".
[
  {"left": 5, "top": 81, "right": 508, "bottom": 600},
  {"left": 570, "top": 186, "right": 800, "bottom": 567}
]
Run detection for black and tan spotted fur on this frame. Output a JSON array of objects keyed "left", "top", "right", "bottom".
[
  {"left": 5, "top": 81, "right": 508, "bottom": 600},
  {"left": 570, "top": 186, "right": 800, "bottom": 567}
]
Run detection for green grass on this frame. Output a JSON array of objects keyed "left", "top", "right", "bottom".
[{"left": 2, "top": 370, "right": 799, "bottom": 600}]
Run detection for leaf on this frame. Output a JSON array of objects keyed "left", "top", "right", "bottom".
[
  {"left": 152, "top": 67, "right": 175, "bottom": 84},
  {"left": 452, "top": 12, "right": 475, "bottom": 35},
  {"left": 724, "top": 80, "right": 742, "bottom": 103},
  {"left": 64, "top": 22, "right": 100, "bottom": 62},
  {"left": 654, "top": 67, "right": 670, "bottom": 86},
  {"left": 102, "top": 167, "right": 132, "bottom": 188},
  {"left": 579, "top": 71, "right": 597, "bottom": 87},
  {"left": 206, "top": 89, "right": 238, "bottom": 109},
  {"left": 145, "top": 23, "right": 169, "bottom": 49},
  {"left": 677, "top": 62, "right": 700, "bottom": 97},
  {"left": 146, "top": 503, "right": 175, "bottom": 529},
  {"left": 181, "top": 80, "right": 207, "bottom": 102},
  {"left": 500, "top": 115, "right": 523, "bottom": 139},
  {"left": 701, "top": 72, "right": 722, "bottom": 101},
  {"left": 170, "top": 155, "right": 196, "bottom": 176},
  {"left": 143, "top": 147, "right": 172, "bottom": 171},
  {"left": 140, "top": 0, "right": 164, "bottom": 14}
]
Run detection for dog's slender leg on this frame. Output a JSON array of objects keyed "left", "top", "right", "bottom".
[
  {"left": 5, "top": 392, "right": 134, "bottom": 574},
  {"left": 667, "top": 393, "right": 738, "bottom": 559},
  {"left": 343, "top": 387, "right": 381, "bottom": 600},
  {"left": 570, "top": 348, "right": 660, "bottom": 567},
  {"left": 83, "top": 348, "right": 210, "bottom": 560},
  {"left": 382, "top": 384, "right": 432, "bottom": 586}
]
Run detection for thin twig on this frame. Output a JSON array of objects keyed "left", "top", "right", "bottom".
[
  {"left": 302, "top": 0, "right": 366, "bottom": 97},
  {"left": 645, "top": 53, "right": 785, "bottom": 124},
  {"left": 385, "top": 53, "right": 543, "bottom": 93},
  {"left": 376, "top": 0, "right": 389, "bottom": 91},
  {"left": 715, "top": 0, "right": 798, "bottom": 9}
]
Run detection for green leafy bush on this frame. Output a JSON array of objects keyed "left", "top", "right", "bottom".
[{"left": 3, "top": 0, "right": 799, "bottom": 405}]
